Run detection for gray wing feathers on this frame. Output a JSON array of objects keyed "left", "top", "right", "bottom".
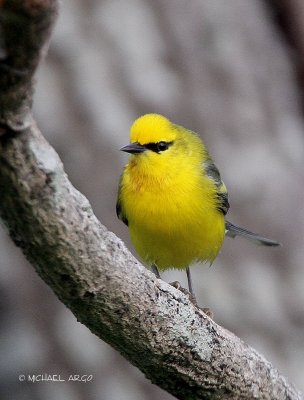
[
  {"left": 204, "top": 159, "right": 229, "bottom": 215},
  {"left": 203, "top": 159, "right": 279, "bottom": 246}
]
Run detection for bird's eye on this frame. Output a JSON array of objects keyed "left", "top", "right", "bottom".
[
  {"left": 144, "top": 141, "right": 173, "bottom": 153},
  {"left": 157, "top": 141, "right": 169, "bottom": 152}
]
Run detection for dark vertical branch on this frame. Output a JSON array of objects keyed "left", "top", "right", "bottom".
[{"left": 0, "top": 0, "right": 58, "bottom": 131}]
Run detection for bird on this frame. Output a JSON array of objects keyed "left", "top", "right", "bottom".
[{"left": 116, "top": 113, "right": 280, "bottom": 300}]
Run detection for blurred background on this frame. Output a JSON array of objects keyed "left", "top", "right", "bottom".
[{"left": 1, "top": 0, "right": 304, "bottom": 399}]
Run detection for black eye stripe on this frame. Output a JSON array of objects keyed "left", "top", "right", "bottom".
[{"left": 144, "top": 141, "right": 173, "bottom": 153}]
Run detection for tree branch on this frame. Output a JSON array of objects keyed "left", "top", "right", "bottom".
[{"left": 0, "top": 1, "right": 302, "bottom": 399}]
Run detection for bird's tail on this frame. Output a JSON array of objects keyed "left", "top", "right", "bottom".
[{"left": 225, "top": 221, "right": 280, "bottom": 247}]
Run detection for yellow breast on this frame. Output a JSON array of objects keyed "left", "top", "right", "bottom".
[{"left": 120, "top": 154, "right": 225, "bottom": 270}]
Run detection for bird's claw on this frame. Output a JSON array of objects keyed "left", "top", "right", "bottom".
[
  {"left": 201, "top": 307, "right": 214, "bottom": 319},
  {"left": 170, "top": 281, "right": 214, "bottom": 319},
  {"left": 170, "top": 281, "right": 181, "bottom": 290}
]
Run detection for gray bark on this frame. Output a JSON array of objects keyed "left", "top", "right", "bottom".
[{"left": 0, "top": 1, "right": 302, "bottom": 399}]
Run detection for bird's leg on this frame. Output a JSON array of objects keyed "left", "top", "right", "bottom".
[
  {"left": 151, "top": 264, "right": 161, "bottom": 278},
  {"left": 153, "top": 265, "right": 213, "bottom": 317},
  {"left": 171, "top": 268, "right": 198, "bottom": 306},
  {"left": 186, "top": 268, "right": 213, "bottom": 317},
  {"left": 186, "top": 267, "right": 197, "bottom": 304}
]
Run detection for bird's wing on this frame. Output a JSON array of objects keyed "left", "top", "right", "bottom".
[
  {"left": 203, "top": 159, "right": 230, "bottom": 215},
  {"left": 116, "top": 199, "right": 128, "bottom": 226},
  {"left": 203, "top": 159, "right": 280, "bottom": 246},
  {"left": 116, "top": 175, "right": 129, "bottom": 226}
]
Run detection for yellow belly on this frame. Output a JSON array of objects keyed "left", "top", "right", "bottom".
[
  {"left": 122, "top": 165, "right": 225, "bottom": 270},
  {"left": 130, "top": 213, "right": 224, "bottom": 270}
]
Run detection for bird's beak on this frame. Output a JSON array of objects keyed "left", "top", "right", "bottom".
[{"left": 120, "top": 142, "right": 146, "bottom": 154}]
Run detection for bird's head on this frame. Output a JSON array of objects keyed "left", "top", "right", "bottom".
[
  {"left": 120, "top": 114, "right": 204, "bottom": 173},
  {"left": 121, "top": 114, "right": 176, "bottom": 159}
]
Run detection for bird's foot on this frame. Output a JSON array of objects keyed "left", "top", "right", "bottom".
[
  {"left": 170, "top": 280, "right": 181, "bottom": 290},
  {"left": 201, "top": 307, "right": 214, "bottom": 319},
  {"left": 170, "top": 280, "right": 194, "bottom": 301},
  {"left": 170, "top": 281, "right": 214, "bottom": 319}
]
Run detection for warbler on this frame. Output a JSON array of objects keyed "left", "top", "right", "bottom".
[{"left": 117, "top": 114, "right": 279, "bottom": 298}]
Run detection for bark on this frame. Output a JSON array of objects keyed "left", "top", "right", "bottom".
[{"left": 0, "top": 1, "right": 302, "bottom": 399}]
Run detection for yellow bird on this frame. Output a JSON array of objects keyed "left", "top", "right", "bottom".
[{"left": 117, "top": 114, "right": 279, "bottom": 298}]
